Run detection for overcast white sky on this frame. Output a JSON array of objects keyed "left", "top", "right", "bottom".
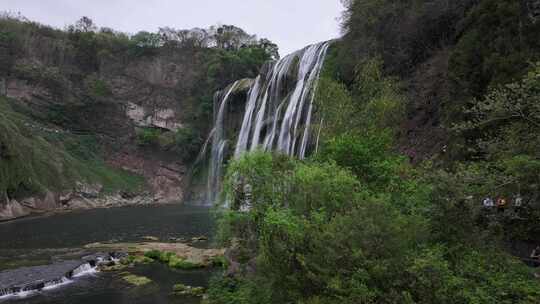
[{"left": 1, "top": 0, "right": 344, "bottom": 56}]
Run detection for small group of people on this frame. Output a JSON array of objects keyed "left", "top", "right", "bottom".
[{"left": 482, "top": 195, "right": 523, "bottom": 213}]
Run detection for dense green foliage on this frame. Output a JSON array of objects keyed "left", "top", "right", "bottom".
[
  {"left": 334, "top": 0, "right": 540, "bottom": 240},
  {"left": 315, "top": 56, "right": 404, "bottom": 141},
  {"left": 449, "top": 0, "right": 540, "bottom": 100},
  {"left": 207, "top": 1, "right": 540, "bottom": 302},
  {"left": 207, "top": 57, "right": 540, "bottom": 303},
  {"left": 210, "top": 148, "right": 539, "bottom": 303},
  {"left": 450, "top": 64, "right": 540, "bottom": 241},
  {"left": 338, "top": 0, "right": 474, "bottom": 80}
]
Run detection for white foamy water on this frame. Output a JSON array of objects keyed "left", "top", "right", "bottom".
[
  {"left": 71, "top": 263, "right": 97, "bottom": 278},
  {"left": 204, "top": 41, "right": 331, "bottom": 205},
  {"left": 42, "top": 277, "right": 73, "bottom": 290}
]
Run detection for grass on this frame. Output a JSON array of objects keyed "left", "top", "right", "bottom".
[
  {"left": 0, "top": 96, "right": 145, "bottom": 199},
  {"left": 144, "top": 250, "right": 204, "bottom": 270}
]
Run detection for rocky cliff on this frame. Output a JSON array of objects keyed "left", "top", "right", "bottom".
[{"left": 0, "top": 16, "right": 274, "bottom": 220}]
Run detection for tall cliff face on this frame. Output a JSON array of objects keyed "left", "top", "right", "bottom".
[
  {"left": 0, "top": 17, "right": 273, "bottom": 219},
  {"left": 1, "top": 40, "right": 203, "bottom": 207}
]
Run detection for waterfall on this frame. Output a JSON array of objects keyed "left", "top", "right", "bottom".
[
  {"left": 207, "top": 80, "right": 242, "bottom": 204},
  {"left": 234, "top": 76, "right": 261, "bottom": 158},
  {"left": 205, "top": 41, "right": 331, "bottom": 204},
  {"left": 238, "top": 41, "right": 330, "bottom": 158}
]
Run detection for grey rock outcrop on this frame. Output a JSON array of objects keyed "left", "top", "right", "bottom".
[{"left": 0, "top": 182, "right": 153, "bottom": 221}]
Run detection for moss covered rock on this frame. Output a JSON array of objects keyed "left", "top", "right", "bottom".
[
  {"left": 172, "top": 283, "right": 205, "bottom": 297},
  {"left": 122, "top": 273, "right": 153, "bottom": 286}
]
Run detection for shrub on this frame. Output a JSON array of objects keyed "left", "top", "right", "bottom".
[
  {"left": 136, "top": 127, "right": 162, "bottom": 146},
  {"left": 85, "top": 76, "right": 112, "bottom": 98},
  {"left": 168, "top": 255, "right": 201, "bottom": 269},
  {"left": 169, "top": 126, "right": 202, "bottom": 161},
  {"left": 143, "top": 250, "right": 161, "bottom": 260},
  {"left": 208, "top": 151, "right": 540, "bottom": 304}
]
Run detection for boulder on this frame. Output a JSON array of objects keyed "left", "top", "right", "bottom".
[
  {"left": 0, "top": 199, "right": 29, "bottom": 220},
  {"left": 172, "top": 283, "right": 205, "bottom": 297}
]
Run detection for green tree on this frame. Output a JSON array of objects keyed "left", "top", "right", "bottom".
[{"left": 129, "top": 31, "right": 162, "bottom": 56}]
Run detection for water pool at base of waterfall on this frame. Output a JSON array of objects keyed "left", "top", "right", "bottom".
[{"left": 0, "top": 204, "right": 217, "bottom": 304}]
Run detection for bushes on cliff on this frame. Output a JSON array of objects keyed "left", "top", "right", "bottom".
[
  {"left": 0, "top": 96, "right": 144, "bottom": 199},
  {"left": 339, "top": 0, "right": 540, "bottom": 132},
  {"left": 170, "top": 127, "right": 202, "bottom": 161},
  {"left": 0, "top": 30, "right": 15, "bottom": 76},
  {"left": 69, "top": 32, "right": 99, "bottom": 71},
  {"left": 455, "top": 63, "right": 540, "bottom": 160},
  {"left": 0, "top": 97, "right": 83, "bottom": 197},
  {"left": 206, "top": 45, "right": 275, "bottom": 91},
  {"left": 339, "top": 0, "right": 475, "bottom": 80},
  {"left": 136, "top": 127, "right": 162, "bottom": 146},
  {"left": 209, "top": 150, "right": 540, "bottom": 304},
  {"left": 449, "top": 0, "right": 540, "bottom": 100},
  {"left": 315, "top": 56, "right": 403, "bottom": 142},
  {"left": 128, "top": 31, "right": 162, "bottom": 57},
  {"left": 84, "top": 75, "right": 112, "bottom": 98}
]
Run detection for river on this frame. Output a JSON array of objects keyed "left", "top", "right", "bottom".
[{"left": 0, "top": 204, "right": 216, "bottom": 304}]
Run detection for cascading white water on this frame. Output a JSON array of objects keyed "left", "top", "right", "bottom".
[
  {"left": 207, "top": 80, "right": 242, "bottom": 203},
  {"left": 205, "top": 41, "right": 331, "bottom": 204},
  {"left": 234, "top": 76, "right": 261, "bottom": 158},
  {"left": 238, "top": 41, "right": 330, "bottom": 158},
  {"left": 42, "top": 277, "right": 72, "bottom": 290},
  {"left": 0, "top": 258, "right": 108, "bottom": 300},
  {"left": 71, "top": 262, "right": 96, "bottom": 277}
]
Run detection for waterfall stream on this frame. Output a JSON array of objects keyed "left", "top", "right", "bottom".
[
  {"left": 206, "top": 41, "right": 331, "bottom": 204},
  {"left": 207, "top": 80, "right": 242, "bottom": 204}
]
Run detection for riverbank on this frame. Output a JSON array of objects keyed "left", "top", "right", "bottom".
[{"left": 0, "top": 181, "right": 159, "bottom": 222}]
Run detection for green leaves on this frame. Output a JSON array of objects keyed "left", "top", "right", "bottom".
[
  {"left": 452, "top": 63, "right": 540, "bottom": 205},
  {"left": 206, "top": 45, "right": 274, "bottom": 90},
  {"left": 128, "top": 31, "right": 162, "bottom": 57},
  {"left": 211, "top": 148, "right": 540, "bottom": 303},
  {"left": 449, "top": 0, "right": 540, "bottom": 100},
  {"left": 208, "top": 2, "right": 540, "bottom": 302}
]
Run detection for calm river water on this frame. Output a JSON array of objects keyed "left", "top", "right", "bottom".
[{"left": 0, "top": 204, "right": 217, "bottom": 304}]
